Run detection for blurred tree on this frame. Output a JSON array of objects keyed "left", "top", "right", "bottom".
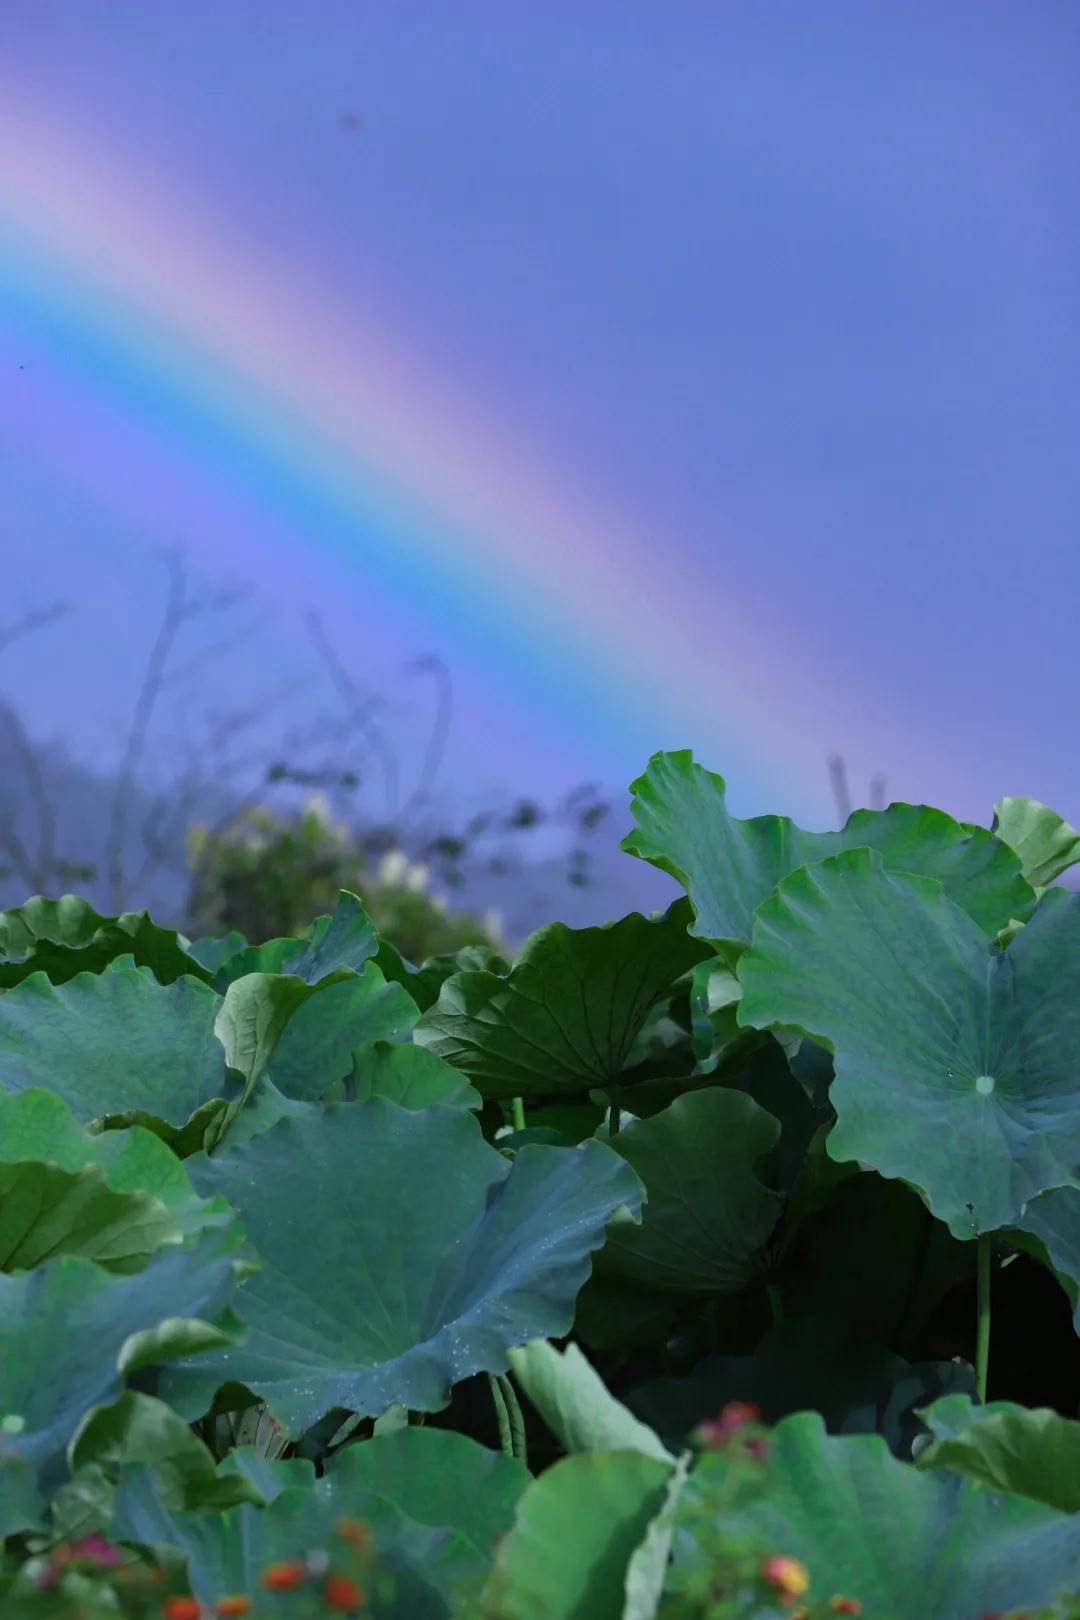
[{"left": 186, "top": 796, "right": 500, "bottom": 960}]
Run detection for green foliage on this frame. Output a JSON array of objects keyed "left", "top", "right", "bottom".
[
  {"left": 0, "top": 750, "right": 1078, "bottom": 1618},
  {"left": 188, "top": 799, "right": 496, "bottom": 963}
]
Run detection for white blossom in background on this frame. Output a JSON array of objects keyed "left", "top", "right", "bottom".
[
  {"left": 483, "top": 907, "right": 505, "bottom": 945},
  {"left": 404, "top": 861, "right": 428, "bottom": 892},
  {"left": 303, "top": 792, "right": 332, "bottom": 826},
  {"left": 376, "top": 849, "right": 408, "bottom": 887}
]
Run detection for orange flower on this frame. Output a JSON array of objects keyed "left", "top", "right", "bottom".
[
  {"left": 324, "top": 1571, "right": 365, "bottom": 1610},
  {"left": 830, "top": 1599, "right": 863, "bottom": 1615},
  {"left": 163, "top": 1599, "right": 202, "bottom": 1620},
  {"left": 260, "top": 1559, "right": 306, "bottom": 1590},
  {"left": 335, "top": 1517, "right": 372, "bottom": 1554},
  {"left": 762, "top": 1554, "right": 810, "bottom": 1601},
  {"left": 215, "top": 1599, "right": 252, "bottom": 1617}
]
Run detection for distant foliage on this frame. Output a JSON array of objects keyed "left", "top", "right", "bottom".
[{"left": 186, "top": 797, "right": 500, "bottom": 962}]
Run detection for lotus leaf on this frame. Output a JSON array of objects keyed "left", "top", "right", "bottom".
[
  {"left": 624, "top": 749, "right": 1035, "bottom": 955},
  {"left": 739, "top": 853, "right": 1080, "bottom": 1236},
  {"left": 162, "top": 1101, "right": 642, "bottom": 1432},
  {"left": 416, "top": 900, "right": 709, "bottom": 1100}
]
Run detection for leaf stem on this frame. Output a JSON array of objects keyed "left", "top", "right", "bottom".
[
  {"left": 510, "top": 1096, "right": 526, "bottom": 1134},
  {"left": 498, "top": 1372, "right": 528, "bottom": 1468},
  {"left": 767, "top": 1284, "right": 784, "bottom": 1328},
  {"left": 608, "top": 1088, "right": 622, "bottom": 1137},
  {"left": 488, "top": 1373, "right": 513, "bottom": 1458},
  {"left": 975, "top": 1232, "right": 992, "bottom": 1403}
]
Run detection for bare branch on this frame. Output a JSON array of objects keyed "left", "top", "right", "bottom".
[
  {"left": 827, "top": 754, "right": 852, "bottom": 826},
  {"left": 304, "top": 612, "right": 400, "bottom": 814},
  {"left": 0, "top": 700, "right": 56, "bottom": 891},
  {"left": 395, "top": 655, "right": 453, "bottom": 827},
  {"left": 0, "top": 600, "right": 69, "bottom": 659},
  {"left": 105, "top": 553, "right": 188, "bottom": 910}
]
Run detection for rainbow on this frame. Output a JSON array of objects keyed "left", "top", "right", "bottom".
[{"left": 0, "top": 98, "right": 845, "bottom": 815}]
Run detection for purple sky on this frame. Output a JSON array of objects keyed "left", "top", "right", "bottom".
[{"left": 1, "top": 2, "right": 1077, "bottom": 829}]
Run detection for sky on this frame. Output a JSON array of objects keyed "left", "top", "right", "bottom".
[{"left": 0, "top": 1, "right": 1077, "bottom": 831}]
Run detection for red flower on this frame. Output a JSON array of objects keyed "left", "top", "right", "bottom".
[
  {"left": 69, "top": 1533, "right": 124, "bottom": 1568},
  {"left": 163, "top": 1599, "right": 202, "bottom": 1620},
  {"left": 325, "top": 1571, "right": 365, "bottom": 1610},
  {"left": 830, "top": 1599, "right": 863, "bottom": 1616},
  {"left": 693, "top": 1400, "right": 762, "bottom": 1448},
  {"left": 260, "top": 1559, "right": 307, "bottom": 1590},
  {"left": 215, "top": 1599, "right": 252, "bottom": 1616}
]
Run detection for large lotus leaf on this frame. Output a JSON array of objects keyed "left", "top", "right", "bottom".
[
  {"left": 321, "top": 1427, "right": 528, "bottom": 1577},
  {"left": 0, "top": 1230, "right": 243, "bottom": 1493},
  {"left": 212, "top": 1077, "right": 317, "bottom": 1152},
  {"left": 348, "top": 1042, "right": 480, "bottom": 1111},
  {"left": 0, "top": 895, "right": 214, "bottom": 988},
  {"left": 507, "top": 1340, "right": 673, "bottom": 1462},
  {"left": 217, "top": 1446, "right": 312, "bottom": 1502},
  {"left": 0, "top": 966, "right": 239, "bottom": 1141},
  {"left": 0, "top": 1090, "right": 228, "bottom": 1241},
  {"left": 618, "top": 979, "right": 696, "bottom": 1091},
  {"left": 183, "top": 930, "right": 248, "bottom": 975},
  {"left": 917, "top": 1393, "right": 1080, "bottom": 1511},
  {"left": 1011, "top": 1182, "right": 1080, "bottom": 1328},
  {"left": 66, "top": 1391, "right": 263, "bottom": 1529},
  {"left": 623, "top": 1455, "right": 691, "bottom": 1620},
  {"left": 161, "top": 1101, "right": 643, "bottom": 1433},
  {"left": 115, "top": 1475, "right": 452, "bottom": 1618},
  {"left": 992, "top": 796, "right": 1080, "bottom": 889},
  {"left": 211, "top": 891, "right": 378, "bottom": 989},
  {"left": 778, "top": 1172, "right": 972, "bottom": 1345},
  {"left": 0, "top": 1161, "right": 174, "bottom": 1273},
  {"left": 0, "top": 1451, "right": 45, "bottom": 1537},
  {"left": 415, "top": 901, "right": 710, "bottom": 1101},
  {"left": 714, "top": 1038, "right": 832, "bottom": 1195},
  {"left": 627, "top": 1317, "right": 973, "bottom": 1456},
  {"left": 738, "top": 853, "right": 1080, "bottom": 1238},
  {"left": 595, "top": 1089, "right": 784, "bottom": 1296},
  {"left": 246, "top": 967, "right": 417, "bottom": 1100},
  {"left": 393, "top": 944, "right": 511, "bottom": 1014},
  {"left": 623, "top": 750, "right": 1035, "bottom": 955},
  {"left": 484, "top": 1449, "right": 674, "bottom": 1620},
  {"left": 572, "top": 1273, "right": 684, "bottom": 1355},
  {"left": 679, "top": 1412, "right": 1080, "bottom": 1618}
]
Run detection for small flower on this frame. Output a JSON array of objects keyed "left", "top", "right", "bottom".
[
  {"left": 325, "top": 1571, "right": 365, "bottom": 1610},
  {"left": 260, "top": 1559, "right": 307, "bottom": 1590},
  {"left": 69, "top": 1533, "right": 124, "bottom": 1567},
  {"left": 830, "top": 1599, "right": 863, "bottom": 1616},
  {"left": 215, "top": 1599, "right": 252, "bottom": 1617},
  {"left": 336, "top": 1518, "right": 373, "bottom": 1554},
  {"left": 762, "top": 1554, "right": 811, "bottom": 1601},
  {"left": 693, "top": 1400, "right": 762, "bottom": 1449},
  {"left": 163, "top": 1599, "right": 203, "bottom": 1620}
]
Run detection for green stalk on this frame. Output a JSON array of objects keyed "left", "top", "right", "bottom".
[
  {"left": 608, "top": 1088, "right": 622, "bottom": 1137},
  {"left": 975, "top": 1232, "right": 992, "bottom": 1403},
  {"left": 767, "top": 1284, "right": 784, "bottom": 1328},
  {"left": 488, "top": 1373, "right": 513, "bottom": 1458},
  {"left": 510, "top": 1096, "right": 526, "bottom": 1134},
  {"left": 498, "top": 1373, "right": 528, "bottom": 1468}
]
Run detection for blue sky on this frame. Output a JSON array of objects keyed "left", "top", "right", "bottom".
[{"left": 1, "top": 1, "right": 1077, "bottom": 827}]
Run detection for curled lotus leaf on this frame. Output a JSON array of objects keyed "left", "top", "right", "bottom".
[
  {"left": 161, "top": 1100, "right": 643, "bottom": 1433},
  {"left": 623, "top": 749, "right": 1035, "bottom": 956}
]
